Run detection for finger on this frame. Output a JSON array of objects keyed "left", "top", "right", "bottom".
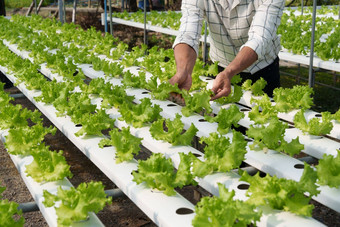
[{"left": 210, "top": 88, "right": 231, "bottom": 101}]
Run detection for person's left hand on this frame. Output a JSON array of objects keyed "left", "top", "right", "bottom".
[{"left": 210, "top": 70, "right": 234, "bottom": 100}]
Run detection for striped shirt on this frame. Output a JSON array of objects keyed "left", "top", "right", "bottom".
[{"left": 173, "top": 0, "right": 285, "bottom": 74}]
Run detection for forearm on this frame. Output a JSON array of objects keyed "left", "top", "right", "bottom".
[
  {"left": 174, "top": 43, "right": 197, "bottom": 76},
  {"left": 222, "top": 46, "right": 258, "bottom": 77}
]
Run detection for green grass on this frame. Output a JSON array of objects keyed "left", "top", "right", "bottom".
[
  {"left": 280, "top": 66, "right": 340, "bottom": 113},
  {"left": 5, "top": 0, "right": 54, "bottom": 9}
]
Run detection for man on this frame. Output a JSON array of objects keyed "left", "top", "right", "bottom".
[{"left": 170, "top": 0, "right": 285, "bottom": 99}]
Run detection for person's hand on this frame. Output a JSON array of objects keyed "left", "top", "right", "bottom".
[
  {"left": 169, "top": 72, "right": 192, "bottom": 105},
  {"left": 211, "top": 70, "right": 233, "bottom": 100}
]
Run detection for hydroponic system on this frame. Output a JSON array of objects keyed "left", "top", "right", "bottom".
[{"left": 0, "top": 3, "right": 339, "bottom": 227}]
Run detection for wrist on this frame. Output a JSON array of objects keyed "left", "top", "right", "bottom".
[{"left": 221, "top": 67, "right": 234, "bottom": 80}]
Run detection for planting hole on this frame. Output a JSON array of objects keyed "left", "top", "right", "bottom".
[
  {"left": 75, "top": 124, "right": 82, "bottom": 127},
  {"left": 294, "top": 164, "right": 304, "bottom": 169},
  {"left": 198, "top": 119, "right": 207, "bottom": 122},
  {"left": 237, "top": 184, "right": 250, "bottom": 190},
  {"left": 315, "top": 113, "right": 322, "bottom": 117},
  {"left": 176, "top": 208, "right": 194, "bottom": 215},
  {"left": 240, "top": 108, "right": 250, "bottom": 112},
  {"left": 167, "top": 103, "right": 177, "bottom": 107},
  {"left": 205, "top": 78, "right": 213, "bottom": 81},
  {"left": 245, "top": 138, "right": 253, "bottom": 142},
  {"left": 142, "top": 91, "right": 150, "bottom": 94},
  {"left": 89, "top": 65, "right": 93, "bottom": 68},
  {"left": 103, "top": 144, "right": 112, "bottom": 148},
  {"left": 193, "top": 153, "right": 202, "bottom": 158}
]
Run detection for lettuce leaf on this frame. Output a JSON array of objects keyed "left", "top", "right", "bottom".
[
  {"left": 246, "top": 117, "right": 304, "bottom": 156},
  {"left": 192, "top": 183, "right": 261, "bottom": 227},
  {"left": 182, "top": 89, "right": 213, "bottom": 117},
  {"left": 240, "top": 168, "right": 317, "bottom": 216},
  {"left": 132, "top": 153, "right": 177, "bottom": 196},
  {"left": 294, "top": 110, "right": 333, "bottom": 136},
  {"left": 192, "top": 130, "right": 247, "bottom": 178},
  {"left": 316, "top": 150, "right": 340, "bottom": 188},
  {"left": 43, "top": 181, "right": 112, "bottom": 226},
  {"left": 205, "top": 104, "right": 244, "bottom": 134},
  {"left": 5, "top": 123, "right": 56, "bottom": 156},
  {"left": 119, "top": 98, "right": 162, "bottom": 128},
  {"left": 273, "top": 85, "right": 314, "bottom": 112},
  {"left": 25, "top": 144, "right": 73, "bottom": 182},
  {"left": 0, "top": 200, "right": 25, "bottom": 227},
  {"left": 248, "top": 94, "right": 277, "bottom": 124},
  {"left": 99, "top": 127, "right": 142, "bottom": 163},
  {"left": 242, "top": 77, "right": 267, "bottom": 96},
  {"left": 74, "top": 109, "right": 115, "bottom": 137},
  {"left": 149, "top": 114, "right": 198, "bottom": 146}
]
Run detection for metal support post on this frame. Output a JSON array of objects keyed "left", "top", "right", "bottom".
[
  {"left": 122, "top": 0, "right": 124, "bottom": 10},
  {"left": 72, "top": 0, "right": 77, "bottom": 23},
  {"left": 297, "top": 63, "right": 301, "bottom": 84},
  {"left": 109, "top": 0, "right": 113, "bottom": 35},
  {"left": 58, "top": 0, "right": 64, "bottom": 24},
  {"left": 63, "top": 0, "right": 66, "bottom": 23},
  {"left": 104, "top": 0, "right": 108, "bottom": 33},
  {"left": 143, "top": 0, "right": 148, "bottom": 46},
  {"left": 203, "top": 21, "right": 208, "bottom": 65},
  {"left": 34, "top": 0, "right": 37, "bottom": 14},
  {"left": 308, "top": 0, "right": 317, "bottom": 88}
]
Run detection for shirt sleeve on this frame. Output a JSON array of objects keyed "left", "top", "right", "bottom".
[
  {"left": 172, "top": 0, "right": 204, "bottom": 56},
  {"left": 240, "top": 0, "right": 285, "bottom": 60}
]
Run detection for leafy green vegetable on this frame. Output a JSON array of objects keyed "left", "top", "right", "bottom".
[
  {"left": 25, "top": 144, "right": 73, "bottom": 182},
  {"left": 205, "top": 104, "right": 244, "bottom": 134},
  {"left": 119, "top": 98, "right": 162, "bottom": 128},
  {"left": 43, "top": 181, "right": 112, "bottom": 226},
  {"left": 182, "top": 89, "right": 213, "bottom": 117},
  {"left": 316, "top": 150, "right": 340, "bottom": 188},
  {"left": 273, "top": 86, "right": 314, "bottom": 112},
  {"left": 332, "top": 108, "right": 340, "bottom": 122},
  {"left": 0, "top": 104, "right": 41, "bottom": 130},
  {"left": 150, "top": 82, "right": 182, "bottom": 100},
  {"left": 132, "top": 153, "right": 196, "bottom": 196},
  {"left": 242, "top": 77, "right": 267, "bottom": 96},
  {"left": 173, "top": 152, "right": 197, "bottom": 188},
  {"left": 99, "top": 127, "right": 142, "bottom": 163},
  {"left": 74, "top": 109, "right": 115, "bottom": 137},
  {"left": 240, "top": 165, "right": 319, "bottom": 216},
  {"left": 246, "top": 117, "right": 304, "bottom": 156},
  {"left": 149, "top": 114, "right": 198, "bottom": 146},
  {"left": 192, "top": 130, "right": 247, "bottom": 177},
  {"left": 100, "top": 85, "right": 135, "bottom": 109},
  {"left": 0, "top": 200, "right": 25, "bottom": 227},
  {"left": 5, "top": 124, "right": 56, "bottom": 156},
  {"left": 192, "top": 183, "right": 261, "bottom": 227},
  {"left": 248, "top": 94, "right": 277, "bottom": 124},
  {"left": 293, "top": 110, "right": 333, "bottom": 136},
  {"left": 122, "top": 70, "right": 147, "bottom": 88},
  {"left": 214, "top": 85, "right": 243, "bottom": 105}
]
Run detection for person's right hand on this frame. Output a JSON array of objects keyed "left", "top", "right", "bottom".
[{"left": 169, "top": 72, "right": 192, "bottom": 105}]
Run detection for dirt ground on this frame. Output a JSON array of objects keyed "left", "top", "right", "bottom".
[{"left": 1, "top": 4, "right": 340, "bottom": 227}]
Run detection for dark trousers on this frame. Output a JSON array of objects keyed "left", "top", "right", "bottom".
[{"left": 218, "top": 57, "right": 280, "bottom": 97}]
